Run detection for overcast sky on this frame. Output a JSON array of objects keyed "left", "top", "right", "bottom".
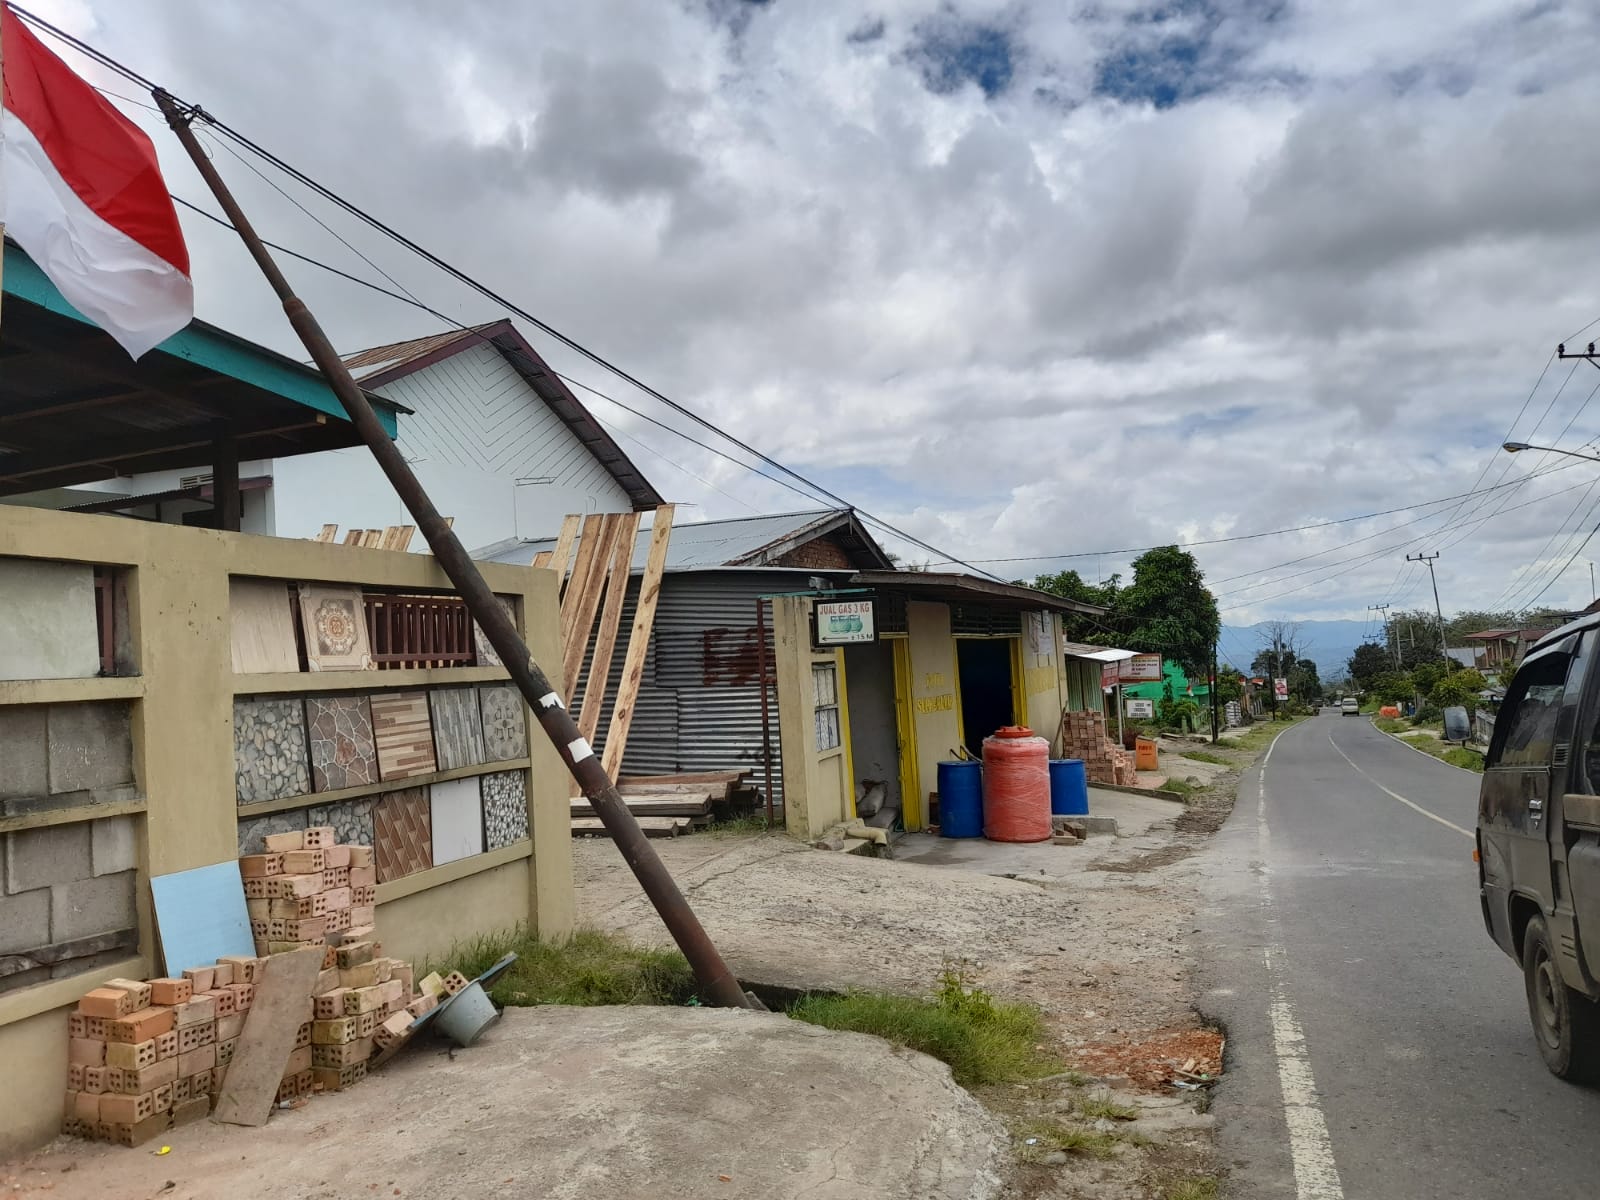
[{"left": 28, "top": 0, "right": 1600, "bottom": 628}]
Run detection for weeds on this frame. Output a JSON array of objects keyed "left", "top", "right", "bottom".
[
  {"left": 429, "top": 927, "right": 696, "bottom": 1008},
  {"left": 1180, "top": 750, "right": 1231, "bottom": 766},
  {"left": 1162, "top": 1175, "right": 1221, "bottom": 1200},
  {"left": 1162, "top": 777, "right": 1204, "bottom": 797},
  {"left": 788, "top": 965, "right": 1051, "bottom": 1088},
  {"left": 1373, "top": 717, "right": 1408, "bottom": 734},
  {"left": 706, "top": 813, "right": 773, "bottom": 837},
  {"left": 1076, "top": 1091, "right": 1139, "bottom": 1121},
  {"left": 1016, "top": 1118, "right": 1135, "bottom": 1161}
]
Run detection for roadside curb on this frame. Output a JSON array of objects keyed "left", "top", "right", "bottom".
[{"left": 1367, "top": 716, "right": 1484, "bottom": 777}]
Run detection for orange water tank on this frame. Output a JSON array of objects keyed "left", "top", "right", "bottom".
[
  {"left": 982, "top": 726, "right": 1052, "bottom": 843},
  {"left": 1379, "top": 705, "right": 1401, "bottom": 718}
]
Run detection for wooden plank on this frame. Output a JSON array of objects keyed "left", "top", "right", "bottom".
[
  {"left": 361, "top": 529, "right": 384, "bottom": 548},
  {"left": 212, "top": 946, "right": 323, "bottom": 1127},
  {"left": 548, "top": 514, "right": 582, "bottom": 595},
  {"left": 313, "top": 524, "right": 338, "bottom": 543},
  {"left": 619, "top": 771, "right": 744, "bottom": 787},
  {"left": 229, "top": 578, "right": 299, "bottom": 674},
  {"left": 531, "top": 551, "right": 553, "bottom": 569},
  {"left": 602, "top": 505, "right": 675, "bottom": 779},
  {"left": 561, "top": 513, "right": 619, "bottom": 698},
  {"left": 395, "top": 525, "right": 416, "bottom": 552},
  {"left": 342, "top": 530, "right": 364, "bottom": 545},
  {"left": 570, "top": 816, "right": 684, "bottom": 837},
  {"left": 558, "top": 513, "right": 606, "bottom": 646},
  {"left": 576, "top": 511, "right": 641, "bottom": 744}
]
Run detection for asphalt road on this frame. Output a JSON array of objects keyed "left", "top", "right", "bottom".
[{"left": 1197, "top": 711, "right": 1600, "bottom": 1199}]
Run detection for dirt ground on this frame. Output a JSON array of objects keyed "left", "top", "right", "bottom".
[{"left": 575, "top": 732, "right": 1258, "bottom": 1199}]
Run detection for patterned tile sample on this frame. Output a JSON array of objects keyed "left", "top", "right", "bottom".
[
  {"left": 481, "top": 770, "right": 528, "bottom": 849},
  {"left": 233, "top": 697, "right": 310, "bottom": 804},
  {"left": 478, "top": 684, "right": 529, "bottom": 763},
  {"left": 429, "top": 777, "right": 484, "bottom": 866},
  {"left": 429, "top": 687, "right": 486, "bottom": 772},
  {"left": 373, "top": 787, "right": 432, "bottom": 882},
  {"left": 307, "top": 797, "right": 374, "bottom": 847},
  {"left": 371, "top": 691, "right": 436, "bottom": 781},
  {"left": 297, "top": 583, "right": 373, "bottom": 671},
  {"left": 472, "top": 595, "right": 517, "bottom": 668},
  {"left": 307, "top": 695, "right": 378, "bottom": 792},
  {"left": 237, "top": 808, "right": 307, "bottom": 856}
]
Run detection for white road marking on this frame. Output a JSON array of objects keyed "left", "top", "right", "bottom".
[
  {"left": 1326, "top": 734, "right": 1473, "bottom": 838},
  {"left": 1257, "top": 722, "right": 1347, "bottom": 1200}
]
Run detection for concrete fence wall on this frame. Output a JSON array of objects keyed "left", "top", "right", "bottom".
[{"left": 0, "top": 505, "right": 571, "bottom": 1153}]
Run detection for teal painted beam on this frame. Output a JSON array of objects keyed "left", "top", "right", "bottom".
[{"left": 3, "top": 244, "right": 397, "bottom": 438}]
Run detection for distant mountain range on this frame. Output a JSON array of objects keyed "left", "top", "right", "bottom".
[{"left": 1221, "top": 620, "right": 1372, "bottom": 681}]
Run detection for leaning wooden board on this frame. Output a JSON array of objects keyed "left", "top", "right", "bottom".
[{"left": 212, "top": 946, "right": 323, "bottom": 1127}]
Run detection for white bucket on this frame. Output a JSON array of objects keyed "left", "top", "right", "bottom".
[{"left": 434, "top": 981, "right": 500, "bottom": 1047}]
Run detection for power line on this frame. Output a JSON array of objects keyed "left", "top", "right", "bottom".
[{"left": 13, "top": 4, "right": 1004, "bottom": 583}]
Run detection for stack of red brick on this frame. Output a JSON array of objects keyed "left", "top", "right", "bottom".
[
  {"left": 63, "top": 958, "right": 262, "bottom": 1146},
  {"left": 242, "top": 826, "right": 377, "bottom": 951},
  {"left": 60, "top": 827, "right": 476, "bottom": 1148},
  {"left": 1059, "top": 710, "right": 1138, "bottom": 786}
]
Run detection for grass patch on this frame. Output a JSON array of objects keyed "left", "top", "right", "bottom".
[
  {"left": 1162, "top": 1176, "right": 1221, "bottom": 1200},
  {"left": 1180, "top": 750, "right": 1231, "bottom": 765},
  {"left": 1076, "top": 1091, "right": 1139, "bottom": 1121},
  {"left": 1227, "top": 715, "right": 1309, "bottom": 753},
  {"left": 1016, "top": 1118, "right": 1137, "bottom": 1161},
  {"left": 431, "top": 927, "right": 696, "bottom": 1008},
  {"left": 1373, "top": 717, "right": 1408, "bottom": 734},
  {"left": 1372, "top": 722, "right": 1486, "bottom": 773},
  {"left": 788, "top": 967, "right": 1051, "bottom": 1088},
  {"left": 1161, "top": 777, "right": 1205, "bottom": 797},
  {"left": 706, "top": 813, "right": 773, "bottom": 837}
]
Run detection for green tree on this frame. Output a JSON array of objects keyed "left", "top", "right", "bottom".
[
  {"left": 1027, "top": 569, "right": 1121, "bottom": 644},
  {"left": 1348, "top": 643, "right": 1391, "bottom": 690},
  {"left": 1287, "top": 658, "right": 1321, "bottom": 703},
  {"left": 1409, "top": 660, "right": 1448, "bottom": 698},
  {"left": 1431, "top": 669, "right": 1488, "bottom": 714},
  {"left": 1213, "top": 664, "right": 1244, "bottom": 706},
  {"left": 1116, "top": 546, "right": 1220, "bottom": 681},
  {"left": 1374, "top": 672, "right": 1413, "bottom": 704}
]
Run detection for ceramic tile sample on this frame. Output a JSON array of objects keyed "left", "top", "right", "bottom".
[
  {"left": 237, "top": 808, "right": 307, "bottom": 856},
  {"left": 429, "top": 777, "right": 484, "bottom": 866},
  {"left": 307, "top": 695, "right": 378, "bottom": 792},
  {"left": 370, "top": 691, "right": 436, "bottom": 781},
  {"left": 0, "top": 558, "right": 100, "bottom": 681},
  {"left": 233, "top": 697, "right": 310, "bottom": 803},
  {"left": 307, "top": 797, "right": 374, "bottom": 847},
  {"left": 481, "top": 770, "right": 528, "bottom": 850},
  {"left": 472, "top": 595, "right": 517, "bottom": 668},
  {"left": 373, "top": 787, "right": 432, "bottom": 882},
  {"left": 429, "top": 687, "right": 486, "bottom": 772},
  {"left": 297, "top": 583, "right": 374, "bottom": 671},
  {"left": 478, "top": 684, "right": 528, "bottom": 763},
  {"left": 230, "top": 578, "right": 299, "bottom": 674}
]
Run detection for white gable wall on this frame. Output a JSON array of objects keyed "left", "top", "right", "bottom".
[{"left": 266, "top": 341, "right": 636, "bottom": 547}]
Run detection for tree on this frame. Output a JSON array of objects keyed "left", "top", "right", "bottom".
[
  {"left": 1373, "top": 672, "right": 1413, "bottom": 705},
  {"left": 1213, "top": 664, "right": 1244, "bottom": 706},
  {"left": 1348, "top": 642, "right": 1391, "bottom": 690},
  {"left": 1431, "top": 669, "right": 1488, "bottom": 714},
  {"left": 1117, "top": 546, "right": 1221, "bottom": 681},
  {"left": 1409, "top": 660, "right": 1449, "bottom": 698},
  {"left": 1385, "top": 610, "right": 1446, "bottom": 670},
  {"left": 1287, "top": 658, "right": 1321, "bottom": 704},
  {"left": 1027, "top": 569, "right": 1121, "bottom": 644}
]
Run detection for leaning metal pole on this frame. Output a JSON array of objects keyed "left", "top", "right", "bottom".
[{"left": 155, "top": 91, "right": 750, "bottom": 1010}]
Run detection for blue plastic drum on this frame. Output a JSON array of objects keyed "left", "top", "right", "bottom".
[
  {"left": 1048, "top": 758, "right": 1089, "bottom": 816},
  {"left": 937, "top": 760, "right": 984, "bottom": 838}
]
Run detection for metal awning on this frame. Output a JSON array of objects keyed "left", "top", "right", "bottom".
[
  {"left": 848, "top": 570, "right": 1109, "bottom": 616},
  {"left": 1061, "top": 641, "right": 1138, "bottom": 662},
  {"left": 0, "top": 241, "right": 403, "bottom": 499}
]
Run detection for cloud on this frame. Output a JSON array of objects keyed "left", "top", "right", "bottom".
[{"left": 32, "top": 0, "right": 1600, "bottom": 622}]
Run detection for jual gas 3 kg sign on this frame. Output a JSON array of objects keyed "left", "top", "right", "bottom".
[{"left": 815, "top": 599, "right": 875, "bottom": 644}]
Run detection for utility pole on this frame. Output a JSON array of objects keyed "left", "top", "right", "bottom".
[
  {"left": 1210, "top": 642, "right": 1220, "bottom": 744},
  {"left": 1406, "top": 552, "right": 1451, "bottom": 668},
  {"left": 1369, "top": 603, "right": 1396, "bottom": 668}
]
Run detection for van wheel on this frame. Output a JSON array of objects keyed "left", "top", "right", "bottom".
[{"left": 1523, "top": 914, "right": 1600, "bottom": 1080}]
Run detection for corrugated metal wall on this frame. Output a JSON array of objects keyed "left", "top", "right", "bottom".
[{"left": 572, "top": 570, "right": 825, "bottom": 810}]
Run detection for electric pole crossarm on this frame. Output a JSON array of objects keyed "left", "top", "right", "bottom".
[{"left": 1405, "top": 552, "right": 1450, "bottom": 667}]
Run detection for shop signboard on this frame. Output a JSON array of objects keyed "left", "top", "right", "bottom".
[
  {"left": 1120, "top": 653, "right": 1163, "bottom": 682},
  {"left": 815, "top": 599, "right": 875, "bottom": 644}
]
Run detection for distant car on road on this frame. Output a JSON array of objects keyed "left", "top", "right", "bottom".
[
  {"left": 1478, "top": 619, "right": 1600, "bottom": 1079},
  {"left": 1341, "top": 697, "right": 1360, "bottom": 716}
]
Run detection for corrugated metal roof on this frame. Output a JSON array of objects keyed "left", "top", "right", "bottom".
[
  {"left": 341, "top": 326, "right": 496, "bottom": 380},
  {"left": 474, "top": 508, "right": 891, "bottom": 573}
]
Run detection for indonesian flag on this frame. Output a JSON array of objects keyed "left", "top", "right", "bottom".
[{"left": 1, "top": 6, "right": 191, "bottom": 359}]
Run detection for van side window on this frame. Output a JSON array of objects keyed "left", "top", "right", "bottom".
[{"left": 1488, "top": 653, "right": 1570, "bottom": 769}]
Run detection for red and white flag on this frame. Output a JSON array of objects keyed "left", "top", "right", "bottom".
[{"left": 1, "top": 5, "right": 191, "bottom": 359}]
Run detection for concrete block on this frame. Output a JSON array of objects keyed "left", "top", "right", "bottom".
[
  {"left": 49, "top": 870, "right": 136, "bottom": 942},
  {"left": 47, "top": 703, "right": 134, "bottom": 794},
  {"left": 0, "top": 706, "right": 48, "bottom": 801},
  {"left": 90, "top": 816, "right": 138, "bottom": 877},
  {"left": 0, "top": 559, "right": 100, "bottom": 682},
  {"left": 5, "top": 823, "right": 92, "bottom": 895},
  {"left": 0, "top": 887, "right": 50, "bottom": 954}
]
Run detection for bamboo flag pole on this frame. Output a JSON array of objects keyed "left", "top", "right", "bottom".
[{"left": 151, "top": 90, "right": 753, "bottom": 1010}]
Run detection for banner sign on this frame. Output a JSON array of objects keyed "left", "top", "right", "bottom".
[
  {"left": 1273, "top": 677, "right": 1289, "bottom": 701},
  {"left": 1125, "top": 698, "right": 1155, "bottom": 718},
  {"left": 1120, "top": 653, "right": 1163, "bottom": 682},
  {"left": 815, "top": 599, "right": 874, "bottom": 644}
]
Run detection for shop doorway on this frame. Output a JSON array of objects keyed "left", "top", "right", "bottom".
[
  {"left": 957, "top": 638, "right": 1014, "bottom": 755},
  {"left": 843, "top": 641, "right": 900, "bottom": 826}
]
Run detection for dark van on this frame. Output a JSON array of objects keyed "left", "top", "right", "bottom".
[{"left": 1478, "top": 622, "right": 1600, "bottom": 1078}]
